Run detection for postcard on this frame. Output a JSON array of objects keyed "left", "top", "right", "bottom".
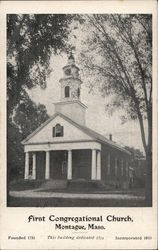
[{"left": 0, "top": 0, "right": 157, "bottom": 249}]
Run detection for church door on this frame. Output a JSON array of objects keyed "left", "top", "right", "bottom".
[{"left": 61, "top": 161, "right": 67, "bottom": 179}]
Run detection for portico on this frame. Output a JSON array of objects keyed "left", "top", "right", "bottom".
[{"left": 24, "top": 141, "right": 101, "bottom": 181}]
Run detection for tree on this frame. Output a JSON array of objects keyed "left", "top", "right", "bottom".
[
  {"left": 14, "top": 92, "right": 49, "bottom": 139},
  {"left": 76, "top": 14, "right": 152, "bottom": 205},
  {"left": 7, "top": 14, "right": 72, "bottom": 184},
  {"left": 7, "top": 119, "right": 24, "bottom": 180},
  {"left": 8, "top": 94, "right": 49, "bottom": 181},
  {"left": 7, "top": 14, "right": 72, "bottom": 118}
]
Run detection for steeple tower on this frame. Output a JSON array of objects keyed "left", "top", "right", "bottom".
[
  {"left": 59, "top": 53, "right": 82, "bottom": 101},
  {"left": 54, "top": 54, "right": 87, "bottom": 125}
]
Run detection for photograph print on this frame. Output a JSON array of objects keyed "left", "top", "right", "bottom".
[{"left": 7, "top": 14, "right": 152, "bottom": 207}]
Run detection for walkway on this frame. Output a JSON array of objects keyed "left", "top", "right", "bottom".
[{"left": 10, "top": 189, "right": 145, "bottom": 200}]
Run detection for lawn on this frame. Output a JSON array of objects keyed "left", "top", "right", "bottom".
[
  {"left": 9, "top": 179, "right": 45, "bottom": 191},
  {"left": 7, "top": 195, "right": 146, "bottom": 207},
  {"left": 8, "top": 179, "right": 146, "bottom": 207}
]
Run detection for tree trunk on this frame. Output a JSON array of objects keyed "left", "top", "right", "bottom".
[
  {"left": 145, "top": 108, "right": 152, "bottom": 206},
  {"left": 145, "top": 147, "right": 152, "bottom": 206},
  {"left": 137, "top": 103, "right": 152, "bottom": 206}
]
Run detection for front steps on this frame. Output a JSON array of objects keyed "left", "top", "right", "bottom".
[
  {"left": 40, "top": 179, "right": 67, "bottom": 190},
  {"left": 67, "top": 179, "right": 113, "bottom": 191},
  {"left": 39, "top": 179, "right": 115, "bottom": 191}
]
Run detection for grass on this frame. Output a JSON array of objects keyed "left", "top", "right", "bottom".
[
  {"left": 9, "top": 179, "right": 45, "bottom": 191},
  {"left": 8, "top": 179, "right": 146, "bottom": 207},
  {"left": 7, "top": 196, "right": 146, "bottom": 207},
  {"left": 9, "top": 179, "right": 145, "bottom": 195}
]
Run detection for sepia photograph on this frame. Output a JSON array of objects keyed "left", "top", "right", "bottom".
[{"left": 7, "top": 13, "right": 153, "bottom": 208}]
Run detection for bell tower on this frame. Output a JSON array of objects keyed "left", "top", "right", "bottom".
[
  {"left": 54, "top": 54, "right": 87, "bottom": 125},
  {"left": 59, "top": 54, "right": 82, "bottom": 101}
]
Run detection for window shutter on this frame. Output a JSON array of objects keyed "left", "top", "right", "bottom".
[
  {"left": 61, "top": 126, "right": 64, "bottom": 136},
  {"left": 53, "top": 127, "right": 55, "bottom": 137}
]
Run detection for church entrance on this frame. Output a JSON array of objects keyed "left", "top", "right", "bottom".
[
  {"left": 36, "top": 151, "right": 46, "bottom": 179},
  {"left": 72, "top": 149, "right": 91, "bottom": 180},
  {"left": 49, "top": 149, "right": 91, "bottom": 180},
  {"left": 50, "top": 150, "right": 68, "bottom": 179}
]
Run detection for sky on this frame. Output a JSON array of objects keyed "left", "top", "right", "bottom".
[{"left": 28, "top": 53, "right": 146, "bottom": 154}]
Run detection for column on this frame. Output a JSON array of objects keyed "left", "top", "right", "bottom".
[
  {"left": 91, "top": 149, "right": 97, "bottom": 180},
  {"left": 96, "top": 150, "right": 101, "bottom": 180},
  {"left": 24, "top": 152, "right": 29, "bottom": 179},
  {"left": 32, "top": 153, "right": 36, "bottom": 180},
  {"left": 67, "top": 150, "right": 72, "bottom": 180},
  {"left": 45, "top": 151, "right": 50, "bottom": 179}
]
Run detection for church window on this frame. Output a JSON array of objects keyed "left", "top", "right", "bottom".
[
  {"left": 65, "top": 86, "right": 70, "bottom": 98},
  {"left": 53, "top": 123, "right": 64, "bottom": 137},
  {"left": 121, "top": 159, "right": 124, "bottom": 176},
  {"left": 65, "top": 69, "right": 71, "bottom": 75},
  {"left": 115, "top": 157, "right": 118, "bottom": 176},
  {"left": 77, "top": 88, "right": 80, "bottom": 98},
  {"left": 107, "top": 153, "right": 110, "bottom": 175},
  {"left": 126, "top": 160, "right": 129, "bottom": 177}
]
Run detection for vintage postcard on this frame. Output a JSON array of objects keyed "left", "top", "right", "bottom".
[{"left": 0, "top": 0, "right": 157, "bottom": 249}]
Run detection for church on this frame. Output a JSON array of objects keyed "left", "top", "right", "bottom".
[{"left": 22, "top": 54, "right": 131, "bottom": 189}]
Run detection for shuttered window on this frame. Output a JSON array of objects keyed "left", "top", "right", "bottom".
[
  {"left": 115, "top": 157, "right": 118, "bottom": 176},
  {"left": 52, "top": 124, "right": 64, "bottom": 137},
  {"left": 126, "top": 161, "right": 129, "bottom": 177},
  {"left": 107, "top": 153, "right": 110, "bottom": 175},
  {"left": 121, "top": 159, "right": 124, "bottom": 176}
]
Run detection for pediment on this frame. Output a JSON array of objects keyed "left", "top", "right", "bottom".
[{"left": 22, "top": 113, "right": 93, "bottom": 144}]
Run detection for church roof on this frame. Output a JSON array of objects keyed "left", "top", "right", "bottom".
[
  {"left": 54, "top": 100, "right": 87, "bottom": 109},
  {"left": 22, "top": 112, "right": 131, "bottom": 155}
]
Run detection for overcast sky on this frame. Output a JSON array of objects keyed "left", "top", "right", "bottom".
[{"left": 28, "top": 53, "right": 146, "bottom": 154}]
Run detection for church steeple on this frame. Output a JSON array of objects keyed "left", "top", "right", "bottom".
[
  {"left": 59, "top": 54, "right": 82, "bottom": 101},
  {"left": 54, "top": 54, "right": 87, "bottom": 126}
]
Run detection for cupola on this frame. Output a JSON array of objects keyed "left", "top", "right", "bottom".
[
  {"left": 59, "top": 53, "right": 82, "bottom": 101},
  {"left": 54, "top": 54, "right": 87, "bottom": 125}
]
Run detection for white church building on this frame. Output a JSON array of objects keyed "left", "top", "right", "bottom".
[{"left": 22, "top": 55, "right": 131, "bottom": 188}]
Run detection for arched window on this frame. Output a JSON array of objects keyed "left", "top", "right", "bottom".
[
  {"left": 65, "top": 68, "right": 71, "bottom": 75},
  {"left": 65, "top": 86, "right": 70, "bottom": 98},
  {"left": 77, "top": 88, "right": 80, "bottom": 98},
  {"left": 52, "top": 123, "right": 64, "bottom": 137}
]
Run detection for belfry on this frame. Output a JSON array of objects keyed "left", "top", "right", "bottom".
[
  {"left": 22, "top": 54, "right": 131, "bottom": 189},
  {"left": 54, "top": 54, "right": 87, "bottom": 125}
]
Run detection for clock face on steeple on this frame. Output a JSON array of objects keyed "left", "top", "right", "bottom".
[{"left": 59, "top": 54, "right": 82, "bottom": 101}]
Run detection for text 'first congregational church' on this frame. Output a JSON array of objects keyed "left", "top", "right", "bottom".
[{"left": 22, "top": 54, "right": 131, "bottom": 189}]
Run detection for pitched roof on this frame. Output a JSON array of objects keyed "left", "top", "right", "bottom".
[{"left": 22, "top": 112, "right": 131, "bottom": 155}]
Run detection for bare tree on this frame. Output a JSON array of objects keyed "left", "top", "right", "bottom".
[{"left": 77, "top": 14, "right": 152, "bottom": 205}]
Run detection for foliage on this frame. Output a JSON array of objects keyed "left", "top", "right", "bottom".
[
  {"left": 124, "top": 146, "right": 144, "bottom": 159},
  {"left": 74, "top": 14, "right": 152, "bottom": 151},
  {"left": 7, "top": 14, "right": 72, "bottom": 117},
  {"left": 14, "top": 91, "right": 49, "bottom": 139},
  {"left": 7, "top": 119, "right": 24, "bottom": 179},
  {"left": 8, "top": 95, "right": 49, "bottom": 179},
  {"left": 73, "top": 14, "right": 152, "bottom": 204},
  {"left": 7, "top": 14, "right": 72, "bottom": 180}
]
